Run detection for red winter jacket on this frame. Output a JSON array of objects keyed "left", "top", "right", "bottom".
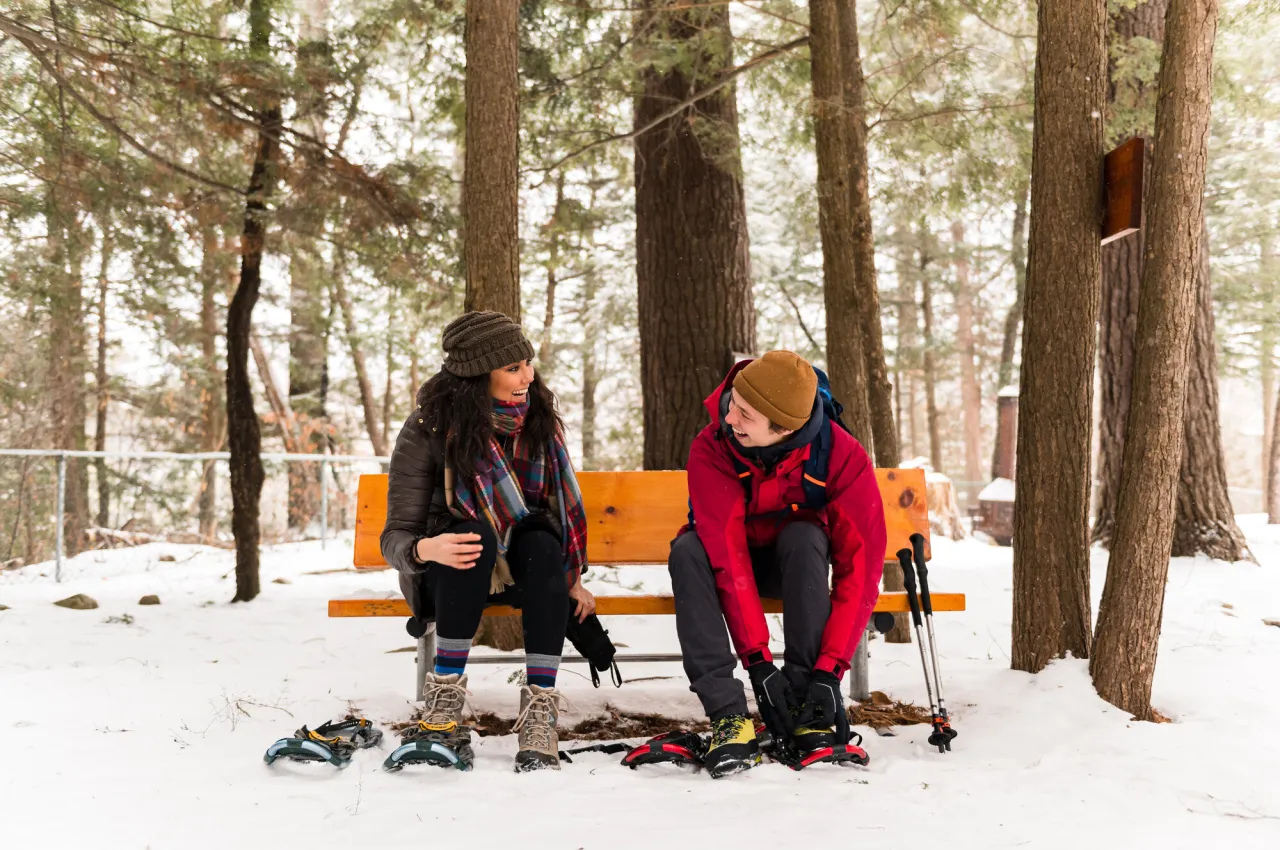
[{"left": 682, "top": 361, "right": 886, "bottom": 677}]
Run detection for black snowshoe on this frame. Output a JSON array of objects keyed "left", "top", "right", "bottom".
[{"left": 263, "top": 718, "right": 383, "bottom": 768}]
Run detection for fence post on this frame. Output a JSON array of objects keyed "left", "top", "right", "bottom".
[
  {"left": 55, "top": 451, "right": 66, "bottom": 583},
  {"left": 319, "top": 455, "right": 329, "bottom": 550},
  {"left": 849, "top": 629, "right": 870, "bottom": 702}
]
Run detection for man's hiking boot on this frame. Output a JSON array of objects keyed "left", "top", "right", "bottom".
[
  {"left": 704, "top": 714, "right": 759, "bottom": 778},
  {"left": 513, "top": 684, "right": 566, "bottom": 772}
]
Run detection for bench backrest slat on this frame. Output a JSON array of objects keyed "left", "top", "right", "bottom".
[{"left": 353, "top": 468, "right": 930, "bottom": 569}]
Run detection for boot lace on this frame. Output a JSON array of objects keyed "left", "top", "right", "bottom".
[
  {"left": 513, "top": 689, "right": 572, "bottom": 753},
  {"left": 414, "top": 680, "right": 470, "bottom": 736}
]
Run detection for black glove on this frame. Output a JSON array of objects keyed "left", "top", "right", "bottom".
[
  {"left": 796, "top": 670, "right": 850, "bottom": 745},
  {"left": 746, "top": 660, "right": 798, "bottom": 747}
]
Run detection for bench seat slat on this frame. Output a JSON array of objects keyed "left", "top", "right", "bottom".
[{"left": 327, "top": 591, "right": 965, "bottom": 618}]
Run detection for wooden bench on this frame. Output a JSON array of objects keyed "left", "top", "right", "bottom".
[{"left": 331, "top": 469, "right": 965, "bottom": 701}]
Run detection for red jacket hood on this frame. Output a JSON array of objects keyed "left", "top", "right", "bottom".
[{"left": 703, "top": 359, "right": 753, "bottom": 424}]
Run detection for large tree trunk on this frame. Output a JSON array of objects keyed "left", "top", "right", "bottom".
[
  {"left": 1010, "top": 0, "right": 1106, "bottom": 674},
  {"left": 198, "top": 224, "right": 225, "bottom": 543},
  {"left": 919, "top": 226, "right": 944, "bottom": 474},
  {"left": 952, "top": 220, "right": 983, "bottom": 488},
  {"left": 1092, "top": 0, "right": 1219, "bottom": 719},
  {"left": 838, "top": 0, "right": 896, "bottom": 465},
  {"left": 992, "top": 185, "right": 1028, "bottom": 479},
  {"left": 810, "top": 0, "right": 872, "bottom": 453},
  {"left": 463, "top": 0, "right": 521, "bottom": 321},
  {"left": 1171, "top": 230, "right": 1251, "bottom": 560},
  {"left": 634, "top": 1, "right": 755, "bottom": 470},
  {"left": 463, "top": 0, "right": 525, "bottom": 650},
  {"left": 94, "top": 217, "right": 114, "bottom": 528},
  {"left": 227, "top": 0, "right": 282, "bottom": 603},
  {"left": 1094, "top": 0, "right": 1169, "bottom": 548}
]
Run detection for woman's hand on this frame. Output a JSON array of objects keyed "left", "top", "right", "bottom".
[
  {"left": 415, "top": 532, "right": 484, "bottom": 570},
  {"left": 568, "top": 580, "right": 596, "bottom": 623}
]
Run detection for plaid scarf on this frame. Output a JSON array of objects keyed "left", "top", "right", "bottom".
[{"left": 450, "top": 399, "right": 588, "bottom": 593}]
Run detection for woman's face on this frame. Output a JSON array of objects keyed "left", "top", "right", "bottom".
[{"left": 488, "top": 359, "right": 535, "bottom": 403}]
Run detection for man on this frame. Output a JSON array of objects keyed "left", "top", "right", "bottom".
[{"left": 669, "top": 351, "right": 886, "bottom": 777}]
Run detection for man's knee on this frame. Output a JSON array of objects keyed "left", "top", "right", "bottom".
[
  {"left": 776, "top": 522, "right": 829, "bottom": 570},
  {"left": 668, "top": 532, "right": 712, "bottom": 581}
]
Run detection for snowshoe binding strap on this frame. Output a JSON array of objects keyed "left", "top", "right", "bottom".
[
  {"left": 557, "top": 741, "right": 631, "bottom": 764},
  {"left": 264, "top": 718, "right": 383, "bottom": 768},
  {"left": 383, "top": 720, "right": 473, "bottom": 772},
  {"left": 621, "top": 730, "right": 708, "bottom": 769},
  {"left": 758, "top": 724, "right": 868, "bottom": 771}
]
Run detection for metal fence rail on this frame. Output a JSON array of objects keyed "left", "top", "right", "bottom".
[{"left": 0, "top": 448, "right": 390, "bottom": 581}]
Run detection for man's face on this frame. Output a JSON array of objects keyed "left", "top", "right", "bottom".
[{"left": 725, "top": 388, "right": 792, "bottom": 448}]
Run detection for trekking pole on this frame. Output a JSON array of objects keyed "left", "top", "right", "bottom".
[
  {"left": 897, "top": 548, "right": 940, "bottom": 744},
  {"left": 910, "top": 533, "right": 957, "bottom": 752}
]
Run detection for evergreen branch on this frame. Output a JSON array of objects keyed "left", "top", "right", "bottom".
[
  {"left": 2, "top": 20, "right": 248, "bottom": 197},
  {"left": 868, "top": 101, "right": 1029, "bottom": 131},
  {"left": 83, "top": 0, "right": 248, "bottom": 44},
  {"left": 529, "top": 34, "right": 810, "bottom": 175}
]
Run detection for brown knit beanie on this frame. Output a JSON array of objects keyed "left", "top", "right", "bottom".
[
  {"left": 732, "top": 351, "right": 817, "bottom": 431},
  {"left": 441, "top": 311, "right": 535, "bottom": 378}
]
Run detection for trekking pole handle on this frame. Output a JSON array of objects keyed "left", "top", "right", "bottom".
[
  {"left": 910, "top": 533, "right": 932, "bottom": 616},
  {"left": 897, "top": 549, "right": 922, "bottom": 627}
]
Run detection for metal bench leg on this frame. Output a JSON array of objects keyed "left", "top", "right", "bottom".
[
  {"left": 849, "top": 629, "right": 870, "bottom": 702},
  {"left": 416, "top": 623, "right": 436, "bottom": 702}
]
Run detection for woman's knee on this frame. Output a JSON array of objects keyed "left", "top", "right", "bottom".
[{"left": 448, "top": 520, "right": 498, "bottom": 568}]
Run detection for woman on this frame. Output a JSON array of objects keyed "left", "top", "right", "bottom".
[{"left": 381, "top": 311, "right": 595, "bottom": 772}]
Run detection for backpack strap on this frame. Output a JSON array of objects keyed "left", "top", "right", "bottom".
[{"left": 799, "top": 417, "right": 833, "bottom": 511}]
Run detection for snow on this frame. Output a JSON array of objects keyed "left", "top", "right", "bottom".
[
  {"left": 978, "top": 477, "right": 1016, "bottom": 502},
  {"left": 3, "top": 523, "right": 1280, "bottom": 849},
  {"left": 998, "top": 384, "right": 1020, "bottom": 398}
]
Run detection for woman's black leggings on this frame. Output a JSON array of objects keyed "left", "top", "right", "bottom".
[{"left": 418, "top": 519, "right": 569, "bottom": 659}]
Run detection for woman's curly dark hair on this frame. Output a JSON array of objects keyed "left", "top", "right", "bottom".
[{"left": 416, "top": 367, "right": 563, "bottom": 481}]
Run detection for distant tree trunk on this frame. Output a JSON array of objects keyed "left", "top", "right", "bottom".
[
  {"left": 838, "top": 0, "right": 896, "bottom": 465},
  {"left": 1266, "top": 238, "right": 1280, "bottom": 522},
  {"left": 464, "top": 0, "right": 526, "bottom": 649},
  {"left": 1171, "top": 227, "right": 1251, "bottom": 560},
  {"left": 46, "top": 197, "right": 90, "bottom": 557},
  {"left": 332, "top": 255, "right": 388, "bottom": 456},
  {"left": 227, "top": 0, "right": 283, "bottom": 603},
  {"left": 952, "top": 220, "right": 983, "bottom": 488},
  {"left": 1094, "top": 0, "right": 1167, "bottom": 548},
  {"left": 810, "top": 0, "right": 872, "bottom": 453},
  {"left": 895, "top": 223, "right": 921, "bottom": 460},
  {"left": 1263, "top": 309, "right": 1275, "bottom": 508},
  {"left": 993, "top": 184, "right": 1028, "bottom": 479},
  {"left": 538, "top": 173, "right": 566, "bottom": 368},
  {"left": 463, "top": 0, "right": 521, "bottom": 321},
  {"left": 287, "top": 0, "right": 332, "bottom": 531},
  {"left": 1270, "top": 384, "right": 1280, "bottom": 524},
  {"left": 94, "top": 218, "right": 114, "bottom": 528},
  {"left": 581, "top": 245, "right": 601, "bottom": 472},
  {"left": 1010, "top": 0, "right": 1106, "bottom": 674},
  {"left": 918, "top": 227, "right": 943, "bottom": 474},
  {"left": 198, "top": 224, "right": 225, "bottom": 542},
  {"left": 1092, "top": 0, "right": 1219, "bottom": 719},
  {"left": 634, "top": 0, "right": 755, "bottom": 470}
]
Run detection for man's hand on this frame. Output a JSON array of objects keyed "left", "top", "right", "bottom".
[
  {"left": 796, "top": 670, "right": 850, "bottom": 745},
  {"left": 746, "top": 661, "right": 798, "bottom": 747}
]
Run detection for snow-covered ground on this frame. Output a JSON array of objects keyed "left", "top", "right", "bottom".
[{"left": 2, "top": 519, "right": 1278, "bottom": 849}]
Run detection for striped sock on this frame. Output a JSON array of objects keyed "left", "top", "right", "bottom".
[
  {"left": 525, "top": 653, "right": 560, "bottom": 689},
  {"left": 434, "top": 636, "right": 472, "bottom": 677}
]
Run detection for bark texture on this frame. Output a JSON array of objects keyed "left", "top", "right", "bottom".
[
  {"left": 94, "top": 219, "right": 113, "bottom": 528},
  {"left": 1010, "top": 0, "right": 1106, "bottom": 673},
  {"left": 838, "top": 0, "right": 896, "bottom": 466},
  {"left": 811, "top": 0, "right": 871, "bottom": 452},
  {"left": 634, "top": 1, "right": 755, "bottom": 470},
  {"left": 198, "top": 225, "right": 225, "bottom": 542},
  {"left": 463, "top": 0, "right": 521, "bottom": 321},
  {"left": 1091, "top": 0, "right": 1219, "bottom": 719},
  {"left": 952, "top": 221, "right": 983, "bottom": 487},
  {"left": 919, "top": 229, "right": 943, "bottom": 474},
  {"left": 226, "top": 0, "right": 282, "bottom": 603}
]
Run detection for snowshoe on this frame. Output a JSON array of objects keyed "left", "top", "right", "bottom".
[
  {"left": 621, "top": 730, "right": 708, "bottom": 770},
  {"left": 264, "top": 718, "right": 382, "bottom": 769},
  {"left": 384, "top": 720, "right": 475, "bottom": 772}
]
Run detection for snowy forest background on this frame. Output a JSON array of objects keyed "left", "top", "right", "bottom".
[{"left": 1, "top": 0, "right": 1278, "bottom": 566}]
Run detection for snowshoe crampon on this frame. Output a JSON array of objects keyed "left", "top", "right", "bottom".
[
  {"left": 263, "top": 718, "right": 383, "bottom": 769},
  {"left": 383, "top": 721, "right": 474, "bottom": 772},
  {"left": 757, "top": 723, "right": 869, "bottom": 771}
]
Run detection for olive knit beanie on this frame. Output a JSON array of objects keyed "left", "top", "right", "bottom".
[
  {"left": 732, "top": 350, "right": 817, "bottom": 431},
  {"left": 441, "top": 311, "right": 536, "bottom": 378}
]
